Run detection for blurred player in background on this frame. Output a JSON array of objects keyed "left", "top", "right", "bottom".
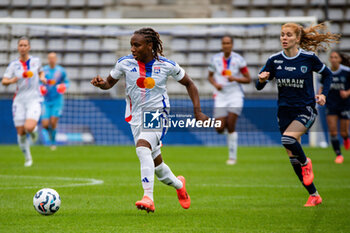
[
  {"left": 256, "top": 23, "right": 338, "bottom": 206},
  {"left": 208, "top": 36, "right": 251, "bottom": 165},
  {"left": 319, "top": 51, "right": 350, "bottom": 164},
  {"left": 1, "top": 37, "right": 46, "bottom": 167},
  {"left": 40, "top": 52, "right": 69, "bottom": 151},
  {"left": 91, "top": 28, "right": 208, "bottom": 213}
]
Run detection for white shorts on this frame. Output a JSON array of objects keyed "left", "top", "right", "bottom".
[
  {"left": 213, "top": 94, "right": 244, "bottom": 118},
  {"left": 130, "top": 124, "right": 167, "bottom": 159},
  {"left": 12, "top": 100, "right": 41, "bottom": 127}
]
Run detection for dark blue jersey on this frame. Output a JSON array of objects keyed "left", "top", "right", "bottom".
[
  {"left": 321, "top": 64, "right": 350, "bottom": 108},
  {"left": 257, "top": 49, "right": 332, "bottom": 108}
]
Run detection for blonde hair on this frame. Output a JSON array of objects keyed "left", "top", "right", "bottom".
[{"left": 281, "top": 22, "right": 340, "bottom": 52}]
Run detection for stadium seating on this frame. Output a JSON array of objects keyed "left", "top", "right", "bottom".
[{"left": 0, "top": 0, "right": 349, "bottom": 97}]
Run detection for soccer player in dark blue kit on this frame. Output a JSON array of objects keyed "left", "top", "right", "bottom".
[
  {"left": 319, "top": 51, "right": 350, "bottom": 164},
  {"left": 256, "top": 22, "right": 339, "bottom": 206}
]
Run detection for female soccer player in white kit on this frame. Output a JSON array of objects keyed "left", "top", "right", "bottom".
[
  {"left": 208, "top": 36, "right": 251, "bottom": 165},
  {"left": 91, "top": 28, "right": 208, "bottom": 213},
  {"left": 2, "top": 37, "right": 47, "bottom": 167}
]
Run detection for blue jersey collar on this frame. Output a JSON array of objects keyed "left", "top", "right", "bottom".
[{"left": 282, "top": 49, "right": 302, "bottom": 60}]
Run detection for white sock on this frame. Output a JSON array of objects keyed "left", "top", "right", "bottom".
[
  {"left": 227, "top": 132, "right": 238, "bottom": 160},
  {"left": 155, "top": 162, "right": 183, "bottom": 189},
  {"left": 17, "top": 134, "right": 32, "bottom": 160},
  {"left": 311, "top": 191, "right": 319, "bottom": 196},
  {"left": 136, "top": 147, "right": 154, "bottom": 201}
]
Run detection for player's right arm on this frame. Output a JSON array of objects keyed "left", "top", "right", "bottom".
[
  {"left": 91, "top": 75, "right": 118, "bottom": 90},
  {"left": 91, "top": 58, "right": 124, "bottom": 90},
  {"left": 208, "top": 71, "right": 222, "bottom": 91},
  {"left": 2, "top": 77, "right": 18, "bottom": 86},
  {"left": 208, "top": 55, "right": 222, "bottom": 91},
  {"left": 2, "top": 63, "right": 18, "bottom": 86},
  {"left": 256, "top": 58, "right": 274, "bottom": 91}
]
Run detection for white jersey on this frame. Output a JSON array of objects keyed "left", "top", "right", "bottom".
[
  {"left": 208, "top": 52, "right": 247, "bottom": 98},
  {"left": 110, "top": 55, "right": 185, "bottom": 125},
  {"left": 3, "top": 56, "right": 43, "bottom": 102}
]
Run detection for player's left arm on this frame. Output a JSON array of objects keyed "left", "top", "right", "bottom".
[
  {"left": 339, "top": 71, "right": 350, "bottom": 99},
  {"left": 228, "top": 66, "right": 251, "bottom": 83},
  {"left": 228, "top": 56, "right": 251, "bottom": 83},
  {"left": 313, "top": 55, "right": 332, "bottom": 105},
  {"left": 62, "top": 68, "right": 70, "bottom": 88},
  {"left": 37, "top": 59, "right": 47, "bottom": 84},
  {"left": 39, "top": 71, "right": 47, "bottom": 84},
  {"left": 316, "top": 68, "right": 332, "bottom": 106},
  {"left": 56, "top": 68, "right": 69, "bottom": 94},
  {"left": 178, "top": 73, "right": 208, "bottom": 121}
]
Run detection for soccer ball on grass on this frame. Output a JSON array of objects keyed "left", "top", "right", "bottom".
[{"left": 33, "top": 188, "right": 61, "bottom": 215}]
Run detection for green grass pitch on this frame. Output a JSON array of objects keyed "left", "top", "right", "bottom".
[{"left": 0, "top": 145, "right": 349, "bottom": 233}]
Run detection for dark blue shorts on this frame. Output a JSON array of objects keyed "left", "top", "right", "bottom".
[
  {"left": 326, "top": 105, "right": 350, "bottom": 119},
  {"left": 277, "top": 106, "right": 317, "bottom": 134}
]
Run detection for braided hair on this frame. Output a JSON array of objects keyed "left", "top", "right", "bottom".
[{"left": 134, "top": 27, "right": 164, "bottom": 60}]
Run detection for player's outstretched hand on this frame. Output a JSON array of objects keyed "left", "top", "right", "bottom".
[
  {"left": 340, "top": 90, "right": 350, "bottom": 99},
  {"left": 227, "top": 76, "right": 237, "bottom": 82},
  {"left": 316, "top": 94, "right": 326, "bottom": 106},
  {"left": 40, "top": 76, "right": 47, "bottom": 85},
  {"left": 258, "top": 71, "right": 270, "bottom": 83},
  {"left": 195, "top": 111, "right": 209, "bottom": 122},
  {"left": 9, "top": 77, "right": 19, "bottom": 84},
  {"left": 215, "top": 83, "right": 223, "bottom": 91},
  {"left": 91, "top": 75, "right": 106, "bottom": 88}
]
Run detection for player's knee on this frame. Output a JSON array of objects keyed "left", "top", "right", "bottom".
[
  {"left": 153, "top": 154, "right": 163, "bottom": 167},
  {"left": 136, "top": 146, "right": 152, "bottom": 162},
  {"left": 227, "top": 126, "right": 235, "bottom": 134},
  {"left": 16, "top": 127, "right": 26, "bottom": 136},
  {"left": 216, "top": 126, "right": 225, "bottom": 134},
  {"left": 340, "top": 131, "right": 348, "bottom": 138},
  {"left": 24, "top": 125, "right": 35, "bottom": 133},
  {"left": 51, "top": 123, "right": 57, "bottom": 129},
  {"left": 136, "top": 139, "right": 151, "bottom": 149}
]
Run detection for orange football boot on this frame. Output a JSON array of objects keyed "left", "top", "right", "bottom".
[
  {"left": 135, "top": 196, "right": 155, "bottom": 213},
  {"left": 335, "top": 155, "right": 344, "bottom": 164},
  {"left": 304, "top": 195, "right": 322, "bottom": 207},
  {"left": 176, "top": 176, "right": 191, "bottom": 209}
]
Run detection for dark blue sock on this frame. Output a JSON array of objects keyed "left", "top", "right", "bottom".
[
  {"left": 281, "top": 135, "right": 307, "bottom": 164},
  {"left": 289, "top": 157, "right": 317, "bottom": 194},
  {"left": 331, "top": 136, "right": 342, "bottom": 156}
]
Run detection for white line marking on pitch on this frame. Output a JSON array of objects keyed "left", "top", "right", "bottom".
[
  {"left": 0, "top": 174, "right": 104, "bottom": 190},
  {"left": 116, "top": 183, "right": 350, "bottom": 189}
]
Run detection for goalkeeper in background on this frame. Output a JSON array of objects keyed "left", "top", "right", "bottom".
[{"left": 40, "top": 52, "right": 69, "bottom": 150}]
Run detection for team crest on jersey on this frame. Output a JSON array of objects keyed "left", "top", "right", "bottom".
[
  {"left": 154, "top": 67, "right": 161, "bottom": 74},
  {"left": 301, "top": 66, "right": 308, "bottom": 73},
  {"left": 55, "top": 71, "right": 61, "bottom": 79}
]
